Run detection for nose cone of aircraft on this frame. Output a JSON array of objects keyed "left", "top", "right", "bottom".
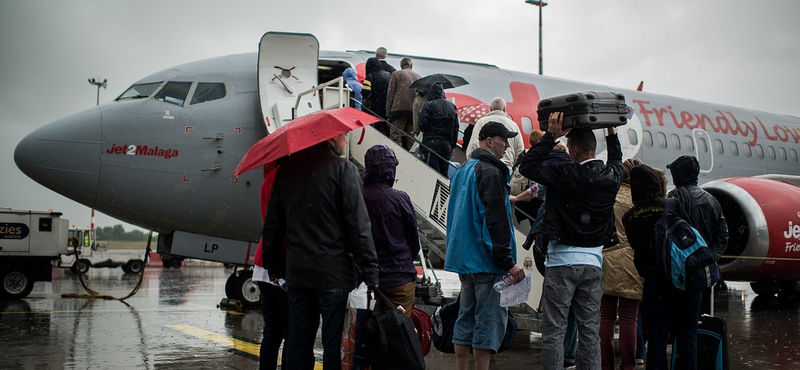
[{"left": 14, "top": 107, "right": 102, "bottom": 208}]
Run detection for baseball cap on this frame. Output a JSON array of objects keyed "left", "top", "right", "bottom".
[{"left": 478, "top": 121, "right": 519, "bottom": 140}]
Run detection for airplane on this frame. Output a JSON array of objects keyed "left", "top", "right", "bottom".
[{"left": 13, "top": 32, "right": 800, "bottom": 309}]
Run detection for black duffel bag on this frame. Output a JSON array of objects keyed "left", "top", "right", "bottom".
[{"left": 364, "top": 288, "right": 426, "bottom": 370}]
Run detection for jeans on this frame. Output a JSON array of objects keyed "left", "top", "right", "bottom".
[
  {"left": 541, "top": 265, "right": 603, "bottom": 370},
  {"left": 643, "top": 282, "right": 702, "bottom": 370},
  {"left": 284, "top": 287, "right": 349, "bottom": 370},
  {"left": 453, "top": 273, "right": 508, "bottom": 351},
  {"left": 257, "top": 282, "right": 289, "bottom": 370},
  {"left": 600, "top": 295, "right": 640, "bottom": 370},
  {"left": 636, "top": 306, "right": 646, "bottom": 360}
]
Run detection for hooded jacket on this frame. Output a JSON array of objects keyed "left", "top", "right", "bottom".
[
  {"left": 361, "top": 145, "right": 421, "bottom": 288},
  {"left": 362, "top": 58, "right": 390, "bottom": 119},
  {"left": 342, "top": 67, "right": 362, "bottom": 110},
  {"left": 667, "top": 155, "right": 729, "bottom": 258},
  {"left": 418, "top": 83, "right": 459, "bottom": 149},
  {"left": 519, "top": 132, "right": 623, "bottom": 247},
  {"left": 262, "top": 142, "right": 379, "bottom": 289},
  {"left": 445, "top": 148, "right": 517, "bottom": 274},
  {"left": 622, "top": 164, "right": 684, "bottom": 283}
]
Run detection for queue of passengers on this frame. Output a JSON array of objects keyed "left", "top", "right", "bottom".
[{"left": 252, "top": 46, "right": 727, "bottom": 370}]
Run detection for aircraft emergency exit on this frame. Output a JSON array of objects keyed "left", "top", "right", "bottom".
[{"left": 14, "top": 32, "right": 800, "bottom": 305}]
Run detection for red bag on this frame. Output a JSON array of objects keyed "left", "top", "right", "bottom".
[{"left": 410, "top": 307, "right": 432, "bottom": 356}]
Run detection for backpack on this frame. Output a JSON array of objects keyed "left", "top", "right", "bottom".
[
  {"left": 652, "top": 198, "right": 720, "bottom": 292},
  {"left": 430, "top": 296, "right": 517, "bottom": 354}
]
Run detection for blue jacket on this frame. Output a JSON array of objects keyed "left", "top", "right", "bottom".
[
  {"left": 445, "top": 148, "right": 517, "bottom": 275},
  {"left": 343, "top": 68, "right": 362, "bottom": 110}
]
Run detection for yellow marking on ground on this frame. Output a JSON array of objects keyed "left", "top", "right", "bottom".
[
  {"left": 166, "top": 325, "right": 323, "bottom": 369},
  {"left": 0, "top": 307, "right": 215, "bottom": 315}
]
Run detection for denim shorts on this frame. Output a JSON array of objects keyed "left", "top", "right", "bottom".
[{"left": 452, "top": 273, "right": 508, "bottom": 351}]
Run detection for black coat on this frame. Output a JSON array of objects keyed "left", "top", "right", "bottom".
[
  {"left": 262, "top": 142, "right": 379, "bottom": 289},
  {"left": 519, "top": 132, "right": 623, "bottom": 247},
  {"left": 418, "top": 83, "right": 458, "bottom": 149},
  {"left": 362, "top": 58, "right": 391, "bottom": 119}
]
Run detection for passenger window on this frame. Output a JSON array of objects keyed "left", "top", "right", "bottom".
[
  {"left": 768, "top": 146, "right": 776, "bottom": 160},
  {"left": 627, "top": 129, "right": 638, "bottom": 146},
  {"left": 643, "top": 131, "right": 653, "bottom": 147},
  {"left": 683, "top": 135, "right": 694, "bottom": 152},
  {"left": 670, "top": 134, "right": 681, "bottom": 150},
  {"left": 657, "top": 132, "right": 667, "bottom": 149},
  {"left": 697, "top": 137, "right": 708, "bottom": 153},
  {"left": 791, "top": 149, "right": 798, "bottom": 162},
  {"left": 191, "top": 83, "right": 226, "bottom": 105},
  {"left": 117, "top": 82, "right": 162, "bottom": 100},
  {"left": 755, "top": 144, "right": 764, "bottom": 159},
  {"left": 521, "top": 116, "right": 533, "bottom": 134},
  {"left": 729, "top": 141, "right": 739, "bottom": 156},
  {"left": 779, "top": 147, "right": 787, "bottom": 161},
  {"left": 743, "top": 143, "right": 752, "bottom": 157},
  {"left": 155, "top": 81, "right": 192, "bottom": 106},
  {"left": 714, "top": 139, "right": 724, "bottom": 155}
]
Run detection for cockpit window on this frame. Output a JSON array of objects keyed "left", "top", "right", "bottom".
[
  {"left": 155, "top": 81, "right": 192, "bottom": 106},
  {"left": 191, "top": 83, "right": 226, "bottom": 105},
  {"left": 117, "top": 82, "right": 162, "bottom": 100}
]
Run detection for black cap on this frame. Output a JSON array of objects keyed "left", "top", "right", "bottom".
[{"left": 478, "top": 121, "right": 519, "bottom": 140}]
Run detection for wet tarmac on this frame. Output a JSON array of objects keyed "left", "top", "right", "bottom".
[{"left": 2, "top": 264, "right": 800, "bottom": 369}]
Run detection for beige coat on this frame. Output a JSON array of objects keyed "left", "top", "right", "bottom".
[
  {"left": 386, "top": 68, "right": 421, "bottom": 114},
  {"left": 466, "top": 111, "right": 525, "bottom": 171},
  {"left": 601, "top": 182, "right": 644, "bottom": 300}
]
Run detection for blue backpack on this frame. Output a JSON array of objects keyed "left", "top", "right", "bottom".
[{"left": 652, "top": 198, "right": 720, "bottom": 292}]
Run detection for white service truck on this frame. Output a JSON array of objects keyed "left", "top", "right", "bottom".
[
  {"left": 59, "top": 228, "right": 148, "bottom": 274},
  {"left": 0, "top": 208, "right": 69, "bottom": 299}
]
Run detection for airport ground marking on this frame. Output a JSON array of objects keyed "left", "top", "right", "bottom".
[{"left": 166, "top": 324, "right": 323, "bottom": 369}]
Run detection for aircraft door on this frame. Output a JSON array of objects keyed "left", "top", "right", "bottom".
[
  {"left": 258, "top": 32, "right": 320, "bottom": 134},
  {"left": 692, "top": 129, "right": 714, "bottom": 173}
]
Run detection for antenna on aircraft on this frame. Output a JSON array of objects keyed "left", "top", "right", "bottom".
[
  {"left": 637, "top": 81, "right": 644, "bottom": 92},
  {"left": 88, "top": 78, "right": 108, "bottom": 106}
]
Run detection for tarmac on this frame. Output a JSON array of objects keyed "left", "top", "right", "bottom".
[{"left": 2, "top": 263, "right": 800, "bottom": 369}]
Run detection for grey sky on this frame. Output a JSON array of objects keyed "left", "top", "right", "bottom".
[{"left": 1, "top": 0, "right": 798, "bottom": 230}]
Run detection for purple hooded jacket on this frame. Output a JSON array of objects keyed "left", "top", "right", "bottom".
[{"left": 362, "top": 145, "right": 421, "bottom": 288}]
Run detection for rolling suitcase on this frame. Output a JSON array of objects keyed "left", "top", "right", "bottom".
[
  {"left": 537, "top": 91, "right": 627, "bottom": 131},
  {"left": 696, "top": 315, "right": 729, "bottom": 370}
]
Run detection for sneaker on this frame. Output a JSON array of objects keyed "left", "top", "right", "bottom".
[
  {"left": 563, "top": 360, "right": 577, "bottom": 370},
  {"left": 636, "top": 358, "right": 645, "bottom": 365}
]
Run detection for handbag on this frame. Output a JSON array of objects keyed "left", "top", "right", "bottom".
[{"left": 364, "top": 288, "right": 426, "bottom": 370}]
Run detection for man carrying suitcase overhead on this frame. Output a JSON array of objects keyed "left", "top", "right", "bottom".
[
  {"left": 519, "top": 112, "right": 623, "bottom": 370},
  {"left": 445, "top": 122, "right": 525, "bottom": 370}
]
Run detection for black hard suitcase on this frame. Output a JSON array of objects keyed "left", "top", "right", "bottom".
[{"left": 537, "top": 91, "right": 627, "bottom": 131}]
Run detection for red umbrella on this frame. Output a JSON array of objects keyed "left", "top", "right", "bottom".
[
  {"left": 457, "top": 103, "right": 491, "bottom": 125},
  {"left": 232, "top": 107, "right": 380, "bottom": 177}
]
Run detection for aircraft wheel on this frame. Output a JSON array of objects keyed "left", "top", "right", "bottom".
[
  {"left": 779, "top": 281, "right": 800, "bottom": 298},
  {"left": 171, "top": 259, "right": 182, "bottom": 268},
  {"left": 225, "top": 270, "right": 260, "bottom": 308},
  {"left": 126, "top": 259, "right": 144, "bottom": 274},
  {"left": 1, "top": 267, "right": 35, "bottom": 299},
  {"left": 74, "top": 259, "right": 90, "bottom": 274},
  {"left": 751, "top": 281, "right": 780, "bottom": 296}
]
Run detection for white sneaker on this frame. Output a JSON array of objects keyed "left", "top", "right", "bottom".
[{"left": 636, "top": 358, "right": 645, "bottom": 365}]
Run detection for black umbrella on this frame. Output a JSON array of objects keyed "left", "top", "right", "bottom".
[{"left": 409, "top": 73, "right": 469, "bottom": 91}]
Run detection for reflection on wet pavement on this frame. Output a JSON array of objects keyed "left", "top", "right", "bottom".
[{"left": 1, "top": 266, "right": 799, "bottom": 369}]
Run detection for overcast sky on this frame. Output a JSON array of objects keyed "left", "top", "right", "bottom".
[{"left": 1, "top": 0, "right": 798, "bottom": 231}]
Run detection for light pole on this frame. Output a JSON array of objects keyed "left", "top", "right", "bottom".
[
  {"left": 525, "top": 0, "right": 548, "bottom": 75},
  {"left": 88, "top": 78, "right": 107, "bottom": 106}
]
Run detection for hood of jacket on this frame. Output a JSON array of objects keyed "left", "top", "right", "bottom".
[
  {"left": 343, "top": 67, "right": 358, "bottom": 84},
  {"left": 471, "top": 147, "right": 510, "bottom": 179},
  {"left": 667, "top": 155, "right": 700, "bottom": 186},
  {"left": 365, "top": 57, "right": 382, "bottom": 76},
  {"left": 427, "top": 82, "right": 446, "bottom": 101},
  {"left": 363, "top": 144, "right": 398, "bottom": 187},
  {"left": 630, "top": 164, "right": 665, "bottom": 205}
]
